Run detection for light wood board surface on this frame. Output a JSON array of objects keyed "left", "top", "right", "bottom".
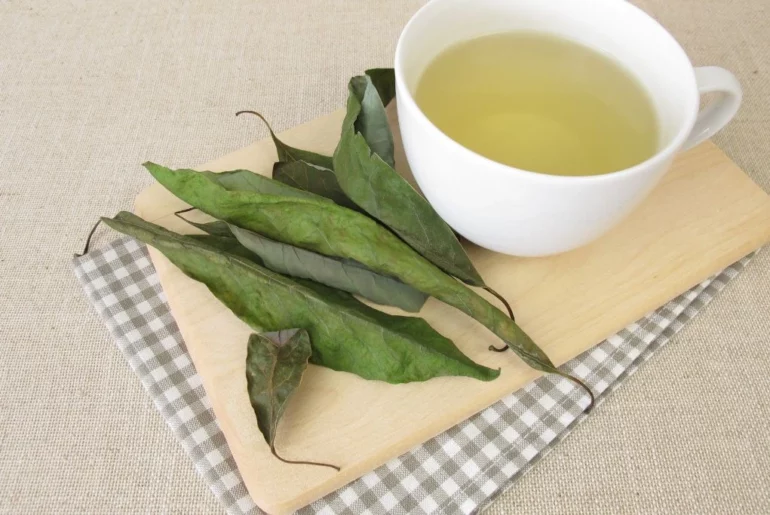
[{"left": 135, "top": 106, "right": 770, "bottom": 515}]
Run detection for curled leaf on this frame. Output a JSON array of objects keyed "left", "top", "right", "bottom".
[
  {"left": 236, "top": 110, "right": 334, "bottom": 169},
  {"left": 348, "top": 75, "right": 395, "bottom": 167},
  {"left": 364, "top": 68, "right": 396, "bottom": 107},
  {"left": 102, "top": 211, "right": 499, "bottom": 384},
  {"left": 175, "top": 207, "right": 426, "bottom": 311},
  {"left": 333, "top": 75, "right": 485, "bottom": 287},
  {"left": 246, "top": 329, "right": 339, "bottom": 470},
  {"left": 230, "top": 225, "right": 428, "bottom": 312},
  {"left": 272, "top": 161, "right": 362, "bottom": 212}
]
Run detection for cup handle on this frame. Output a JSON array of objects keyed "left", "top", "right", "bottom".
[{"left": 682, "top": 66, "right": 742, "bottom": 151}]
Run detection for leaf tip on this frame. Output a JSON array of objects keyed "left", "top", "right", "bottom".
[
  {"left": 142, "top": 161, "right": 166, "bottom": 178},
  {"left": 99, "top": 215, "right": 116, "bottom": 230},
  {"left": 468, "top": 362, "right": 501, "bottom": 382}
]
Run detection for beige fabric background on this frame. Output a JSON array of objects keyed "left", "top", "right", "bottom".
[{"left": 1, "top": 0, "right": 768, "bottom": 513}]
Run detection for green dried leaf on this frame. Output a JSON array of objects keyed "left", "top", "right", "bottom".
[
  {"left": 143, "top": 165, "right": 564, "bottom": 378},
  {"left": 348, "top": 75, "right": 395, "bottom": 167},
  {"left": 230, "top": 225, "right": 427, "bottom": 312},
  {"left": 246, "top": 329, "right": 339, "bottom": 470},
  {"left": 333, "top": 76, "right": 485, "bottom": 287},
  {"left": 236, "top": 110, "right": 334, "bottom": 169},
  {"left": 176, "top": 206, "right": 425, "bottom": 311},
  {"left": 272, "top": 161, "right": 362, "bottom": 212},
  {"left": 246, "top": 329, "right": 309, "bottom": 449},
  {"left": 365, "top": 68, "right": 396, "bottom": 107},
  {"left": 102, "top": 211, "right": 499, "bottom": 384}
]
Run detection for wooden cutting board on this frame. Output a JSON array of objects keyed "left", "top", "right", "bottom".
[{"left": 135, "top": 105, "right": 770, "bottom": 515}]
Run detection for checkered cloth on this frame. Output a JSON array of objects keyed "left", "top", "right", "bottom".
[{"left": 73, "top": 237, "right": 752, "bottom": 515}]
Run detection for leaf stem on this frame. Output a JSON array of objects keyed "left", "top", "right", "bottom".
[
  {"left": 554, "top": 371, "right": 596, "bottom": 413},
  {"left": 235, "top": 110, "right": 270, "bottom": 125},
  {"left": 271, "top": 446, "right": 340, "bottom": 472},
  {"left": 484, "top": 335, "right": 596, "bottom": 412},
  {"left": 483, "top": 286, "right": 515, "bottom": 320},
  {"left": 174, "top": 206, "right": 197, "bottom": 225},
  {"left": 483, "top": 286, "right": 514, "bottom": 352},
  {"left": 74, "top": 219, "right": 102, "bottom": 257}
]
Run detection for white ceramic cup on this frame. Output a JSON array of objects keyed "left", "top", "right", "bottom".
[{"left": 395, "top": 0, "right": 742, "bottom": 257}]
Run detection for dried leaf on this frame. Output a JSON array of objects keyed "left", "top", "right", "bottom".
[
  {"left": 272, "top": 161, "right": 362, "bottom": 212},
  {"left": 333, "top": 76, "right": 485, "bottom": 286},
  {"left": 245, "top": 329, "right": 338, "bottom": 470},
  {"left": 348, "top": 75, "right": 395, "bottom": 167},
  {"left": 365, "top": 68, "right": 396, "bottom": 107},
  {"left": 175, "top": 205, "right": 423, "bottom": 311},
  {"left": 102, "top": 211, "right": 499, "bottom": 384},
  {"left": 235, "top": 110, "right": 334, "bottom": 169},
  {"left": 230, "top": 225, "right": 428, "bottom": 312},
  {"left": 246, "top": 329, "right": 309, "bottom": 450}
]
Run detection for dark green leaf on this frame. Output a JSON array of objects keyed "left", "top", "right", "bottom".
[
  {"left": 235, "top": 110, "right": 334, "bottom": 169},
  {"left": 365, "top": 68, "right": 396, "bottom": 107},
  {"left": 176, "top": 207, "right": 423, "bottom": 311},
  {"left": 246, "top": 329, "right": 310, "bottom": 449},
  {"left": 348, "top": 75, "right": 395, "bottom": 167},
  {"left": 245, "top": 329, "right": 338, "bottom": 470},
  {"left": 143, "top": 166, "right": 559, "bottom": 377},
  {"left": 272, "top": 161, "right": 362, "bottom": 212},
  {"left": 230, "top": 225, "right": 427, "bottom": 312},
  {"left": 102, "top": 211, "right": 499, "bottom": 384},
  {"left": 333, "top": 82, "right": 485, "bottom": 286}
]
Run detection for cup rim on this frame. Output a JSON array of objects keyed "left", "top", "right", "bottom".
[{"left": 394, "top": 0, "right": 700, "bottom": 184}]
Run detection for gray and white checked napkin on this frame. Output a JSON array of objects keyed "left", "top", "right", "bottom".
[{"left": 73, "top": 236, "right": 751, "bottom": 515}]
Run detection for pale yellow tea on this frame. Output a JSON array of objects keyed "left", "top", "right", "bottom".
[{"left": 415, "top": 32, "right": 659, "bottom": 176}]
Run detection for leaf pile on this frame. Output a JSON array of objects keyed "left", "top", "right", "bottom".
[
  {"left": 98, "top": 68, "right": 594, "bottom": 471},
  {"left": 103, "top": 211, "right": 497, "bottom": 384}
]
